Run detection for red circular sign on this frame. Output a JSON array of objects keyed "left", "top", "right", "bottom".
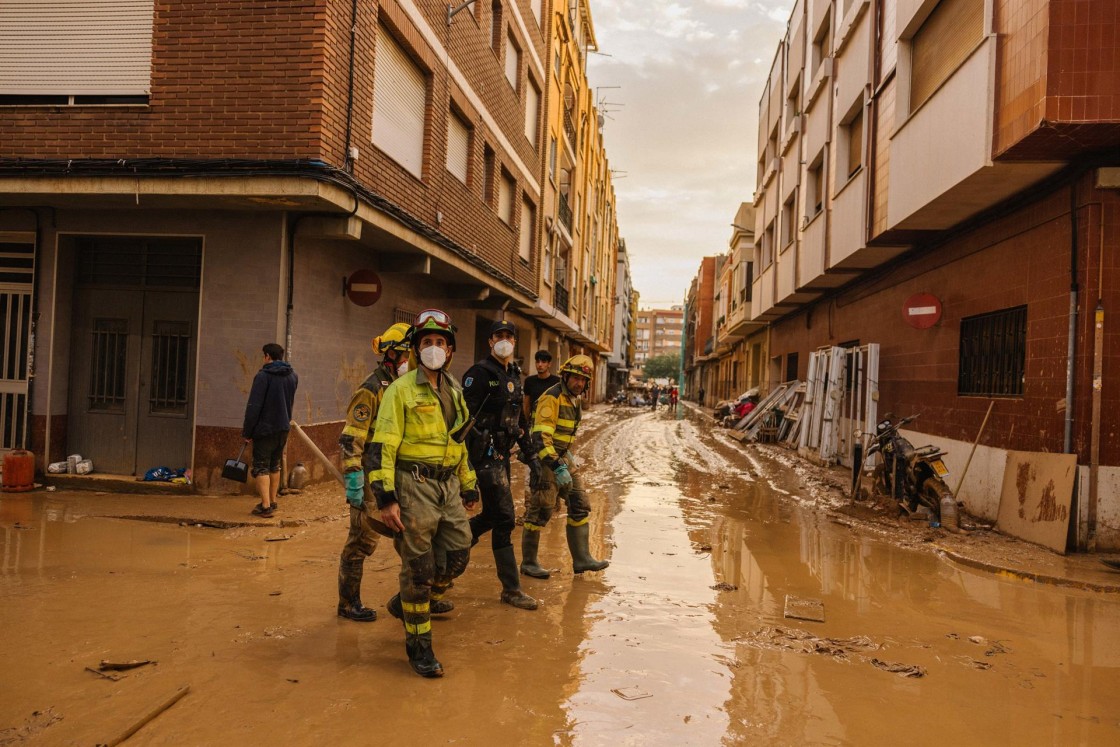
[
  {"left": 903, "top": 293, "right": 942, "bottom": 329},
  {"left": 346, "top": 269, "right": 382, "bottom": 307}
]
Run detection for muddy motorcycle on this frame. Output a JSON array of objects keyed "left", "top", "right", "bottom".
[{"left": 862, "top": 414, "right": 956, "bottom": 525}]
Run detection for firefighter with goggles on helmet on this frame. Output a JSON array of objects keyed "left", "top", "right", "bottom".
[
  {"left": 337, "top": 322, "right": 425, "bottom": 623},
  {"left": 521, "top": 354, "right": 609, "bottom": 578},
  {"left": 365, "top": 309, "right": 479, "bottom": 678}
]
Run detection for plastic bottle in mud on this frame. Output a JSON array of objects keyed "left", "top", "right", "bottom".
[{"left": 288, "top": 462, "right": 309, "bottom": 490}]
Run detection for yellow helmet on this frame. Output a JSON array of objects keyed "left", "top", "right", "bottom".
[
  {"left": 560, "top": 354, "right": 594, "bottom": 381},
  {"left": 372, "top": 322, "right": 412, "bottom": 355}
]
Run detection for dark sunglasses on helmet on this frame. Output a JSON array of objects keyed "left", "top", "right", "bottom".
[{"left": 415, "top": 309, "right": 452, "bottom": 329}]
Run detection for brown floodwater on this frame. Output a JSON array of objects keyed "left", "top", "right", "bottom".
[{"left": 1, "top": 406, "right": 1119, "bottom": 745}]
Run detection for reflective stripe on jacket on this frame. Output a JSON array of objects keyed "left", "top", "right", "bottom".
[
  {"left": 530, "top": 382, "right": 581, "bottom": 465},
  {"left": 338, "top": 363, "right": 394, "bottom": 473},
  {"left": 367, "top": 368, "right": 477, "bottom": 496}
]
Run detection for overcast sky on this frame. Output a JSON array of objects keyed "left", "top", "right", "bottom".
[{"left": 586, "top": 0, "right": 794, "bottom": 309}]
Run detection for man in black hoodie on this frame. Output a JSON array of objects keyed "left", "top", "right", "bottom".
[{"left": 242, "top": 343, "right": 299, "bottom": 517}]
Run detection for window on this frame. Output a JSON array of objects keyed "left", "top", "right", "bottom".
[
  {"left": 741, "top": 261, "right": 753, "bottom": 303},
  {"left": 532, "top": 0, "right": 544, "bottom": 26},
  {"left": 761, "top": 221, "right": 775, "bottom": 267},
  {"left": 785, "top": 77, "right": 801, "bottom": 127},
  {"left": 911, "top": 0, "right": 983, "bottom": 110},
  {"left": 483, "top": 145, "right": 496, "bottom": 204},
  {"left": 807, "top": 151, "right": 825, "bottom": 215},
  {"left": 839, "top": 103, "right": 863, "bottom": 180},
  {"left": 372, "top": 27, "right": 427, "bottom": 178},
  {"left": 785, "top": 352, "right": 799, "bottom": 382},
  {"left": 519, "top": 199, "right": 535, "bottom": 261},
  {"left": 812, "top": 13, "right": 831, "bottom": 78},
  {"left": 958, "top": 306, "right": 1027, "bottom": 396},
  {"left": 781, "top": 190, "right": 797, "bottom": 247},
  {"left": 505, "top": 31, "right": 521, "bottom": 91},
  {"left": 491, "top": 1, "right": 503, "bottom": 50},
  {"left": 525, "top": 80, "right": 540, "bottom": 146},
  {"left": 498, "top": 169, "right": 515, "bottom": 224},
  {"left": 548, "top": 136, "right": 557, "bottom": 180},
  {"left": 446, "top": 109, "right": 470, "bottom": 184},
  {"left": 0, "top": 0, "right": 154, "bottom": 105}
]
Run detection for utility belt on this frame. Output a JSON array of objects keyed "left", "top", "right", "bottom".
[{"left": 396, "top": 460, "right": 456, "bottom": 483}]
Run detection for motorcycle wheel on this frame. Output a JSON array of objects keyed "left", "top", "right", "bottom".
[{"left": 918, "top": 477, "right": 951, "bottom": 520}]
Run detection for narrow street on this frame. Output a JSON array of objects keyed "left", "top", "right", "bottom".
[{"left": 2, "top": 406, "right": 1118, "bottom": 745}]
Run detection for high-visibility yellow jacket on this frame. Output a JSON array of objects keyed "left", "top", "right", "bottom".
[
  {"left": 367, "top": 368, "right": 477, "bottom": 503},
  {"left": 530, "top": 381, "right": 581, "bottom": 466},
  {"left": 338, "top": 362, "right": 395, "bottom": 474}
]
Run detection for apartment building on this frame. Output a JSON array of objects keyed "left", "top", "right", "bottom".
[
  {"left": 714, "top": 203, "right": 765, "bottom": 406},
  {"left": 683, "top": 256, "right": 720, "bottom": 401},
  {"left": 0, "top": 0, "right": 621, "bottom": 490},
  {"left": 753, "top": 0, "right": 1119, "bottom": 548},
  {"left": 526, "top": 0, "right": 621, "bottom": 401},
  {"left": 634, "top": 306, "right": 684, "bottom": 376},
  {"left": 607, "top": 238, "right": 634, "bottom": 396}
]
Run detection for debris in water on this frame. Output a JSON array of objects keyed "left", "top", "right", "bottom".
[
  {"left": 0, "top": 707, "right": 63, "bottom": 743},
  {"left": 269, "top": 591, "right": 282, "bottom": 596},
  {"left": 265, "top": 535, "right": 292, "bottom": 542},
  {"left": 985, "top": 640, "right": 1012, "bottom": 657},
  {"left": 98, "top": 684, "right": 190, "bottom": 747},
  {"left": 99, "top": 659, "right": 155, "bottom": 672},
  {"left": 946, "top": 633, "right": 960, "bottom": 640},
  {"left": 611, "top": 687, "right": 653, "bottom": 701},
  {"left": 870, "top": 659, "right": 926, "bottom": 678},
  {"left": 784, "top": 595, "right": 825, "bottom": 623},
  {"left": 738, "top": 626, "right": 879, "bottom": 661},
  {"left": 86, "top": 666, "right": 125, "bottom": 681},
  {"left": 966, "top": 658, "right": 992, "bottom": 670},
  {"left": 968, "top": 635, "right": 987, "bottom": 645},
  {"left": 698, "top": 544, "right": 713, "bottom": 552},
  {"left": 710, "top": 582, "right": 738, "bottom": 591},
  {"left": 287, "top": 678, "right": 300, "bottom": 684}
]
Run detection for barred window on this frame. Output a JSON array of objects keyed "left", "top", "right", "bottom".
[{"left": 958, "top": 306, "right": 1027, "bottom": 397}]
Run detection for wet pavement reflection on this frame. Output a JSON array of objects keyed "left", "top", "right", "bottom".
[{"left": 1, "top": 406, "right": 1119, "bottom": 745}]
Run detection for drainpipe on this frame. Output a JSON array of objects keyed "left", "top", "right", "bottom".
[
  {"left": 1088, "top": 212, "right": 1104, "bottom": 551},
  {"left": 342, "top": 0, "right": 358, "bottom": 173},
  {"left": 1064, "top": 182, "right": 1078, "bottom": 454}
]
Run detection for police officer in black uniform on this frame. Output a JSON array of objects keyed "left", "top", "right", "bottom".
[{"left": 462, "top": 320, "right": 539, "bottom": 611}]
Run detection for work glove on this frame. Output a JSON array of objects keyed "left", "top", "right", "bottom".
[
  {"left": 527, "top": 458, "right": 543, "bottom": 490},
  {"left": 461, "top": 488, "right": 480, "bottom": 508},
  {"left": 344, "top": 471, "right": 365, "bottom": 508},
  {"left": 553, "top": 463, "right": 572, "bottom": 488}
]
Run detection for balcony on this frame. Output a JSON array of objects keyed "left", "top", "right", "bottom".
[
  {"left": 554, "top": 284, "right": 569, "bottom": 316},
  {"left": 563, "top": 110, "right": 577, "bottom": 150},
  {"left": 558, "top": 192, "right": 573, "bottom": 232}
]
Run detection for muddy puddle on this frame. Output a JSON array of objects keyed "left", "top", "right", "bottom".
[{"left": 2, "top": 406, "right": 1119, "bottom": 745}]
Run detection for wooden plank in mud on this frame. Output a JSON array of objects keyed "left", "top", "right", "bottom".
[{"left": 997, "top": 451, "right": 1077, "bottom": 554}]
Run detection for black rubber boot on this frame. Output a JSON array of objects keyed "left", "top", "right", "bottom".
[
  {"left": 337, "top": 560, "right": 377, "bottom": 621},
  {"left": 389, "top": 592, "right": 452, "bottom": 619},
  {"left": 566, "top": 522, "right": 609, "bottom": 573},
  {"left": 405, "top": 633, "right": 443, "bottom": 678},
  {"left": 494, "top": 545, "right": 538, "bottom": 610},
  {"left": 520, "top": 529, "right": 550, "bottom": 579}
]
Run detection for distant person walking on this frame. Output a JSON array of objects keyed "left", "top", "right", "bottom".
[
  {"left": 698, "top": 387, "right": 706, "bottom": 406},
  {"left": 649, "top": 385, "right": 660, "bottom": 411},
  {"left": 242, "top": 343, "right": 298, "bottom": 518}
]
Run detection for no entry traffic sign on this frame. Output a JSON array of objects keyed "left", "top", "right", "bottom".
[
  {"left": 345, "top": 269, "right": 382, "bottom": 307},
  {"left": 903, "top": 292, "right": 942, "bottom": 329}
]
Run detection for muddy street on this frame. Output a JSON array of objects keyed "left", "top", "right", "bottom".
[{"left": 2, "top": 406, "right": 1119, "bottom": 745}]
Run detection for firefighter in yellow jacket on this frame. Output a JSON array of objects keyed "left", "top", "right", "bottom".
[
  {"left": 366, "top": 309, "right": 479, "bottom": 678},
  {"left": 521, "top": 354, "right": 609, "bottom": 578},
  {"left": 335, "top": 322, "right": 411, "bottom": 622}
]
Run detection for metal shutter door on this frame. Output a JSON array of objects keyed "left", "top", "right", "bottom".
[
  {"left": 446, "top": 112, "right": 469, "bottom": 184},
  {"left": 372, "top": 27, "right": 427, "bottom": 178},
  {"left": 0, "top": 0, "right": 154, "bottom": 95}
]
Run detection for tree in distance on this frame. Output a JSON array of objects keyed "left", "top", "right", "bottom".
[{"left": 642, "top": 353, "right": 680, "bottom": 381}]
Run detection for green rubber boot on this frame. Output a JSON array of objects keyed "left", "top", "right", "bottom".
[
  {"left": 566, "top": 522, "right": 609, "bottom": 573},
  {"left": 520, "top": 529, "right": 550, "bottom": 579}
]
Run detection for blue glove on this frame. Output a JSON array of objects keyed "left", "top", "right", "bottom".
[
  {"left": 344, "top": 471, "right": 365, "bottom": 508},
  {"left": 553, "top": 463, "right": 572, "bottom": 488}
]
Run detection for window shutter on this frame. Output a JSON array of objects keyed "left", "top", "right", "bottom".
[
  {"left": 0, "top": 0, "right": 154, "bottom": 95},
  {"left": 373, "top": 27, "right": 427, "bottom": 178},
  {"left": 505, "top": 33, "right": 519, "bottom": 90},
  {"left": 524, "top": 83, "right": 540, "bottom": 146},
  {"left": 498, "top": 172, "right": 514, "bottom": 224},
  {"left": 519, "top": 200, "right": 533, "bottom": 260},
  {"left": 910, "top": 0, "right": 983, "bottom": 109},
  {"left": 446, "top": 112, "right": 470, "bottom": 184}
]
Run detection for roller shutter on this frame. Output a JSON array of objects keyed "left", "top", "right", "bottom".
[
  {"left": 446, "top": 111, "right": 470, "bottom": 184},
  {"left": 910, "top": 0, "right": 983, "bottom": 110},
  {"left": 372, "top": 26, "right": 428, "bottom": 179},
  {"left": 0, "top": 0, "right": 154, "bottom": 96}
]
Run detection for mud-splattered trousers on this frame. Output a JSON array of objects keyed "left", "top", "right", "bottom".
[
  {"left": 392, "top": 467, "right": 473, "bottom": 636},
  {"left": 523, "top": 460, "right": 592, "bottom": 529}
]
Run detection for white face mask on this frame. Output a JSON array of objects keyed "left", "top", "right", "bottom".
[
  {"left": 396, "top": 359, "right": 409, "bottom": 376},
  {"left": 493, "top": 339, "right": 515, "bottom": 359},
  {"left": 420, "top": 346, "right": 447, "bottom": 370}
]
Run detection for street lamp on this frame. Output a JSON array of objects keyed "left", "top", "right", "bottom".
[{"left": 447, "top": 0, "right": 479, "bottom": 26}]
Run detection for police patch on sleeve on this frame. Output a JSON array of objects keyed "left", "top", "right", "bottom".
[
  {"left": 352, "top": 403, "right": 371, "bottom": 422},
  {"left": 507, "top": 381, "right": 515, "bottom": 393},
  {"left": 464, "top": 376, "right": 474, "bottom": 387},
  {"left": 538, "top": 402, "right": 555, "bottom": 421}
]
